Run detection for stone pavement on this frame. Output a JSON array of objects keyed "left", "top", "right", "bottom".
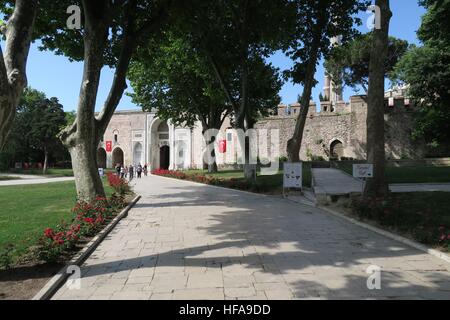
[
  {"left": 390, "top": 183, "right": 450, "bottom": 193},
  {"left": 53, "top": 175, "right": 450, "bottom": 300},
  {"left": 0, "top": 174, "right": 74, "bottom": 186},
  {"left": 312, "top": 168, "right": 364, "bottom": 196}
]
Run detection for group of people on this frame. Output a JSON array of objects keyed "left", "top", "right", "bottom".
[{"left": 115, "top": 163, "right": 148, "bottom": 181}]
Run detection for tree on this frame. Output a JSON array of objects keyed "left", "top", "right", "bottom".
[
  {"left": 1, "top": 88, "right": 46, "bottom": 168},
  {"left": 2, "top": 88, "right": 67, "bottom": 173},
  {"left": 285, "top": 0, "right": 367, "bottom": 162},
  {"left": 0, "top": 0, "right": 38, "bottom": 149},
  {"left": 180, "top": 0, "right": 291, "bottom": 179},
  {"left": 128, "top": 34, "right": 230, "bottom": 172},
  {"left": 129, "top": 33, "right": 282, "bottom": 173},
  {"left": 393, "top": 0, "right": 450, "bottom": 152},
  {"left": 364, "top": 0, "right": 392, "bottom": 197},
  {"left": 29, "top": 97, "right": 67, "bottom": 174},
  {"left": 10, "top": 0, "right": 174, "bottom": 202},
  {"left": 325, "top": 34, "right": 409, "bottom": 94}
]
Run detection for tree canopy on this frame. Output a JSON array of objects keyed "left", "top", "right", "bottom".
[
  {"left": 393, "top": 0, "right": 450, "bottom": 151},
  {"left": 1, "top": 87, "right": 68, "bottom": 173},
  {"left": 325, "top": 34, "right": 409, "bottom": 94},
  {"left": 2, "top": 0, "right": 176, "bottom": 201},
  {"left": 284, "top": 0, "right": 368, "bottom": 162}
]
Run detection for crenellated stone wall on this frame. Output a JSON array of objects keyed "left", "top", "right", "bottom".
[{"left": 255, "top": 94, "right": 426, "bottom": 161}]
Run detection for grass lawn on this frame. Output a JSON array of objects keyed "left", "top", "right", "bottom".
[
  {"left": 335, "top": 163, "right": 450, "bottom": 184},
  {"left": 183, "top": 163, "right": 312, "bottom": 193},
  {"left": 348, "top": 192, "right": 450, "bottom": 251},
  {"left": 0, "top": 179, "right": 113, "bottom": 261}
]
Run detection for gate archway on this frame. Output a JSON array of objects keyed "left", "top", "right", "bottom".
[
  {"left": 160, "top": 145, "right": 170, "bottom": 170},
  {"left": 330, "top": 140, "right": 344, "bottom": 159},
  {"left": 112, "top": 147, "right": 124, "bottom": 167}
]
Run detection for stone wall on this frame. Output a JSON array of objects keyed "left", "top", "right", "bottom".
[
  {"left": 101, "top": 111, "right": 147, "bottom": 167},
  {"left": 255, "top": 95, "right": 425, "bottom": 161}
]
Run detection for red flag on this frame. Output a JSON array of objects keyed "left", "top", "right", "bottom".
[
  {"left": 106, "top": 141, "right": 112, "bottom": 152},
  {"left": 219, "top": 140, "right": 227, "bottom": 153}
]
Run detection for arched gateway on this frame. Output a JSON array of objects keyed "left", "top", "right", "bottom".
[
  {"left": 150, "top": 119, "right": 171, "bottom": 170},
  {"left": 330, "top": 140, "right": 344, "bottom": 159},
  {"left": 112, "top": 147, "right": 124, "bottom": 167}
]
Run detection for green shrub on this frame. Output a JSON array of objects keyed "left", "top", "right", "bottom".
[
  {"left": 350, "top": 195, "right": 450, "bottom": 250},
  {"left": 0, "top": 244, "right": 15, "bottom": 270}
]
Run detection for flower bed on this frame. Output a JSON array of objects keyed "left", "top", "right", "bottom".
[
  {"left": 350, "top": 193, "right": 450, "bottom": 252},
  {"left": 151, "top": 169, "right": 275, "bottom": 193},
  {"left": 36, "top": 175, "right": 132, "bottom": 263}
]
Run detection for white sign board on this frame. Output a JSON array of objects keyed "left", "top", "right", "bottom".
[
  {"left": 283, "top": 162, "right": 302, "bottom": 189},
  {"left": 353, "top": 164, "right": 374, "bottom": 178}
]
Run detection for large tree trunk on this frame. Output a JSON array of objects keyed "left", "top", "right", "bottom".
[
  {"left": 61, "top": 1, "right": 110, "bottom": 202},
  {"left": 0, "top": 0, "right": 38, "bottom": 149},
  {"left": 364, "top": 0, "right": 392, "bottom": 198},
  {"left": 207, "top": 135, "right": 218, "bottom": 173},
  {"left": 61, "top": 1, "right": 167, "bottom": 202},
  {"left": 69, "top": 140, "right": 105, "bottom": 201},
  {"left": 287, "top": 45, "right": 320, "bottom": 162}
]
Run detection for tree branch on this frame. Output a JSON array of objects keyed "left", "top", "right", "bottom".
[
  {"left": 96, "top": 0, "right": 171, "bottom": 136},
  {"left": 209, "top": 55, "right": 238, "bottom": 111},
  {"left": 4, "top": 0, "right": 38, "bottom": 99},
  {"left": 96, "top": 2, "right": 138, "bottom": 136},
  {"left": 0, "top": 0, "right": 38, "bottom": 149}
]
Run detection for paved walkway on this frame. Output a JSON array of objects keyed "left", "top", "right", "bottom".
[
  {"left": 53, "top": 175, "right": 450, "bottom": 300},
  {"left": 312, "top": 168, "right": 363, "bottom": 195},
  {"left": 390, "top": 183, "right": 450, "bottom": 193},
  {"left": 0, "top": 174, "right": 74, "bottom": 186},
  {"left": 312, "top": 168, "right": 450, "bottom": 195}
]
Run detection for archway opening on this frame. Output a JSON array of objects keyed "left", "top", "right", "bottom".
[
  {"left": 330, "top": 140, "right": 344, "bottom": 160},
  {"left": 97, "top": 148, "right": 107, "bottom": 169},
  {"left": 160, "top": 145, "right": 170, "bottom": 170},
  {"left": 112, "top": 148, "right": 124, "bottom": 167},
  {"left": 150, "top": 120, "right": 171, "bottom": 170}
]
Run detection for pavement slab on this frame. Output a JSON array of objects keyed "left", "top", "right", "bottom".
[{"left": 53, "top": 174, "right": 450, "bottom": 300}]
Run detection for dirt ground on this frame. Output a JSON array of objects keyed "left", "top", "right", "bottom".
[{"left": 0, "top": 263, "right": 62, "bottom": 300}]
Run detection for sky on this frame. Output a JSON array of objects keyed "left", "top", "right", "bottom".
[{"left": 19, "top": 1, "right": 427, "bottom": 113}]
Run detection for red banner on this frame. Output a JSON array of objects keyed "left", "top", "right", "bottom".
[
  {"left": 106, "top": 141, "right": 113, "bottom": 152},
  {"left": 219, "top": 140, "right": 227, "bottom": 153}
]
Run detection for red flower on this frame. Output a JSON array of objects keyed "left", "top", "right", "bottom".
[
  {"left": 44, "top": 228, "right": 54, "bottom": 238},
  {"left": 84, "top": 218, "right": 95, "bottom": 225}
]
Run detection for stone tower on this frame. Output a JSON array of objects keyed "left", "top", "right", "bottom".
[{"left": 323, "top": 36, "right": 343, "bottom": 103}]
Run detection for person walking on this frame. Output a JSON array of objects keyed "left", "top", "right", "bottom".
[
  {"left": 128, "top": 164, "right": 134, "bottom": 181},
  {"left": 137, "top": 164, "right": 143, "bottom": 179},
  {"left": 115, "top": 163, "right": 121, "bottom": 176},
  {"left": 143, "top": 164, "right": 148, "bottom": 177},
  {"left": 120, "top": 166, "right": 125, "bottom": 179}
]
